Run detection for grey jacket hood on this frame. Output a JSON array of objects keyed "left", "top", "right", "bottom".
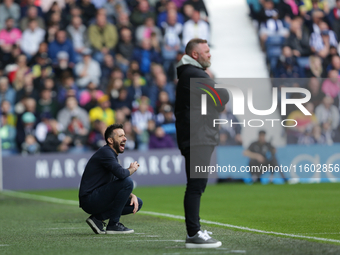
[{"left": 176, "top": 54, "right": 203, "bottom": 69}]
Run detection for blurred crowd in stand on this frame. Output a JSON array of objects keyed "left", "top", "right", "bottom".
[
  {"left": 246, "top": 0, "right": 340, "bottom": 145},
  {"left": 0, "top": 0, "right": 211, "bottom": 155}
]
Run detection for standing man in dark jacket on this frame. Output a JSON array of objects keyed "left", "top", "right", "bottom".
[
  {"left": 175, "top": 38, "right": 229, "bottom": 248},
  {"left": 79, "top": 124, "right": 143, "bottom": 234}
]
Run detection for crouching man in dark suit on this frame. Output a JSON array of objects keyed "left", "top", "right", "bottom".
[{"left": 79, "top": 124, "right": 142, "bottom": 234}]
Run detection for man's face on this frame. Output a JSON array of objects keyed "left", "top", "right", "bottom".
[
  {"left": 258, "top": 133, "right": 266, "bottom": 143},
  {"left": 193, "top": 43, "right": 211, "bottom": 69},
  {"left": 5, "top": 19, "right": 14, "bottom": 30},
  {"left": 110, "top": 128, "right": 127, "bottom": 154},
  {"left": 56, "top": 31, "right": 66, "bottom": 43}
]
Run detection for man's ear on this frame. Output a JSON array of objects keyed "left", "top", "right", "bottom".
[
  {"left": 192, "top": 50, "right": 198, "bottom": 60},
  {"left": 107, "top": 137, "right": 114, "bottom": 145}
]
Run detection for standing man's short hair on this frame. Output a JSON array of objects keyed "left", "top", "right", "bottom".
[
  {"left": 185, "top": 38, "right": 208, "bottom": 55},
  {"left": 104, "top": 124, "right": 124, "bottom": 144}
]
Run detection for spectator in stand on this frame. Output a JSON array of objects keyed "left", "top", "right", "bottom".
[
  {"left": 99, "top": 54, "right": 115, "bottom": 89},
  {"left": 112, "top": 88, "right": 132, "bottom": 111},
  {"left": 315, "top": 96, "right": 340, "bottom": 131},
  {"left": 286, "top": 102, "right": 318, "bottom": 143},
  {"left": 182, "top": 3, "right": 195, "bottom": 22},
  {"left": 77, "top": 0, "right": 97, "bottom": 26},
  {"left": 298, "top": 124, "right": 329, "bottom": 145},
  {"left": 66, "top": 16, "right": 88, "bottom": 63},
  {"left": 182, "top": 10, "right": 209, "bottom": 46},
  {"left": 20, "top": 19, "right": 45, "bottom": 60},
  {"left": 65, "top": 115, "right": 89, "bottom": 151},
  {"left": 36, "top": 88, "right": 59, "bottom": 118},
  {"left": 16, "top": 111, "right": 37, "bottom": 152},
  {"left": 130, "top": 0, "right": 156, "bottom": 27},
  {"left": 29, "top": 42, "right": 48, "bottom": 66},
  {"left": 310, "top": 22, "right": 338, "bottom": 58},
  {"left": 116, "top": 28, "right": 135, "bottom": 74},
  {"left": 35, "top": 112, "right": 53, "bottom": 144},
  {"left": 155, "top": 104, "right": 176, "bottom": 142},
  {"left": 89, "top": 94, "right": 115, "bottom": 126},
  {"left": 116, "top": 12, "right": 134, "bottom": 33},
  {"left": 40, "top": 0, "right": 65, "bottom": 12},
  {"left": 21, "top": 134, "right": 40, "bottom": 155},
  {"left": 123, "top": 120, "right": 137, "bottom": 150},
  {"left": 1, "top": 100, "right": 16, "bottom": 125},
  {"left": 91, "top": 0, "right": 107, "bottom": 9},
  {"left": 329, "top": 0, "right": 340, "bottom": 39},
  {"left": 305, "top": 55, "right": 323, "bottom": 78},
  {"left": 10, "top": 54, "right": 30, "bottom": 91},
  {"left": 15, "top": 73, "right": 39, "bottom": 103},
  {"left": 184, "top": 0, "right": 209, "bottom": 22},
  {"left": 104, "top": 0, "right": 130, "bottom": 22},
  {"left": 132, "top": 99, "right": 154, "bottom": 151},
  {"left": 156, "top": 0, "right": 169, "bottom": 16},
  {"left": 135, "top": 17, "right": 162, "bottom": 47},
  {"left": 259, "top": 12, "right": 289, "bottom": 50},
  {"left": 106, "top": 77, "right": 123, "bottom": 103},
  {"left": 57, "top": 96, "right": 90, "bottom": 132},
  {"left": 20, "top": 5, "right": 45, "bottom": 31},
  {"left": 157, "top": 1, "right": 185, "bottom": 27},
  {"left": 63, "top": 5, "right": 82, "bottom": 29},
  {"left": 273, "top": 46, "right": 303, "bottom": 78},
  {"left": 0, "top": 76, "right": 16, "bottom": 107},
  {"left": 75, "top": 48, "right": 101, "bottom": 88},
  {"left": 306, "top": 77, "right": 325, "bottom": 107},
  {"left": 322, "top": 69, "right": 340, "bottom": 98},
  {"left": 149, "top": 126, "right": 175, "bottom": 149},
  {"left": 0, "top": 113, "right": 17, "bottom": 155},
  {"left": 79, "top": 81, "right": 104, "bottom": 110},
  {"left": 88, "top": 8, "right": 115, "bottom": 25},
  {"left": 218, "top": 105, "right": 243, "bottom": 146},
  {"left": 324, "top": 54, "right": 340, "bottom": 75},
  {"left": 161, "top": 10, "right": 183, "bottom": 75},
  {"left": 132, "top": 38, "right": 162, "bottom": 75},
  {"left": 53, "top": 51, "right": 74, "bottom": 84},
  {"left": 0, "top": 0, "right": 20, "bottom": 30},
  {"left": 88, "top": 14, "right": 118, "bottom": 63},
  {"left": 149, "top": 72, "right": 175, "bottom": 109},
  {"left": 41, "top": 119, "right": 72, "bottom": 153},
  {"left": 285, "top": 18, "right": 311, "bottom": 58},
  {"left": 127, "top": 71, "right": 149, "bottom": 105},
  {"left": 87, "top": 119, "right": 106, "bottom": 150},
  {"left": 46, "top": 6, "right": 64, "bottom": 28},
  {"left": 300, "top": 0, "right": 329, "bottom": 18},
  {"left": 21, "top": 0, "right": 44, "bottom": 18},
  {"left": 48, "top": 30, "right": 76, "bottom": 66},
  {"left": 0, "top": 18, "right": 22, "bottom": 48},
  {"left": 277, "top": 0, "right": 298, "bottom": 25}
]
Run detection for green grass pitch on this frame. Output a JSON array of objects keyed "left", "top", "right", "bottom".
[{"left": 1, "top": 182, "right": 340, "bottom": 255}]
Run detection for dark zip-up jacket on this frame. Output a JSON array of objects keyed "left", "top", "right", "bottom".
[{"left": 175, "top": 55, "right": 229, "bottom": 152}]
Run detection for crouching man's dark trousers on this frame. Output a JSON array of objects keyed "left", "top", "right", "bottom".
[
  {"left": 182, "top": 145, "right": 214, "bottom": 237},
  {"left": 80, "top": 177, "right": 143, "bottom": 225}
]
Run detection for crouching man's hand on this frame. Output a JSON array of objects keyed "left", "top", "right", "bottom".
[
  {"left": 130, "top": 193, "right": 139, "bottom": 214},
  {"left": 128, "top": 161, "right": 139, "bottom": 175}
]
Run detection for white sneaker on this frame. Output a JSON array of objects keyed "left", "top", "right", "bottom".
[{"left": 185, "top": 230, "right": 222, "bottom": 248}]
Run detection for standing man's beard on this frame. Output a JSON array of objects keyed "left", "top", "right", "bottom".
[{"left": 197, "top": 55, "right": 211, "bottom": 69}]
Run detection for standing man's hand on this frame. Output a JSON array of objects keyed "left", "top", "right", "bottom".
[
  {"left": 130, "top": 193, "right": 139, "bottom": 214},
  {"left": 128, "top": 161, "right": 139, "bottom": 175}
]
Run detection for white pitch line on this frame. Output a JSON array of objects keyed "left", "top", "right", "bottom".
[{"left": 2, "top": 190, "right": 340, "bottom": 244}]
